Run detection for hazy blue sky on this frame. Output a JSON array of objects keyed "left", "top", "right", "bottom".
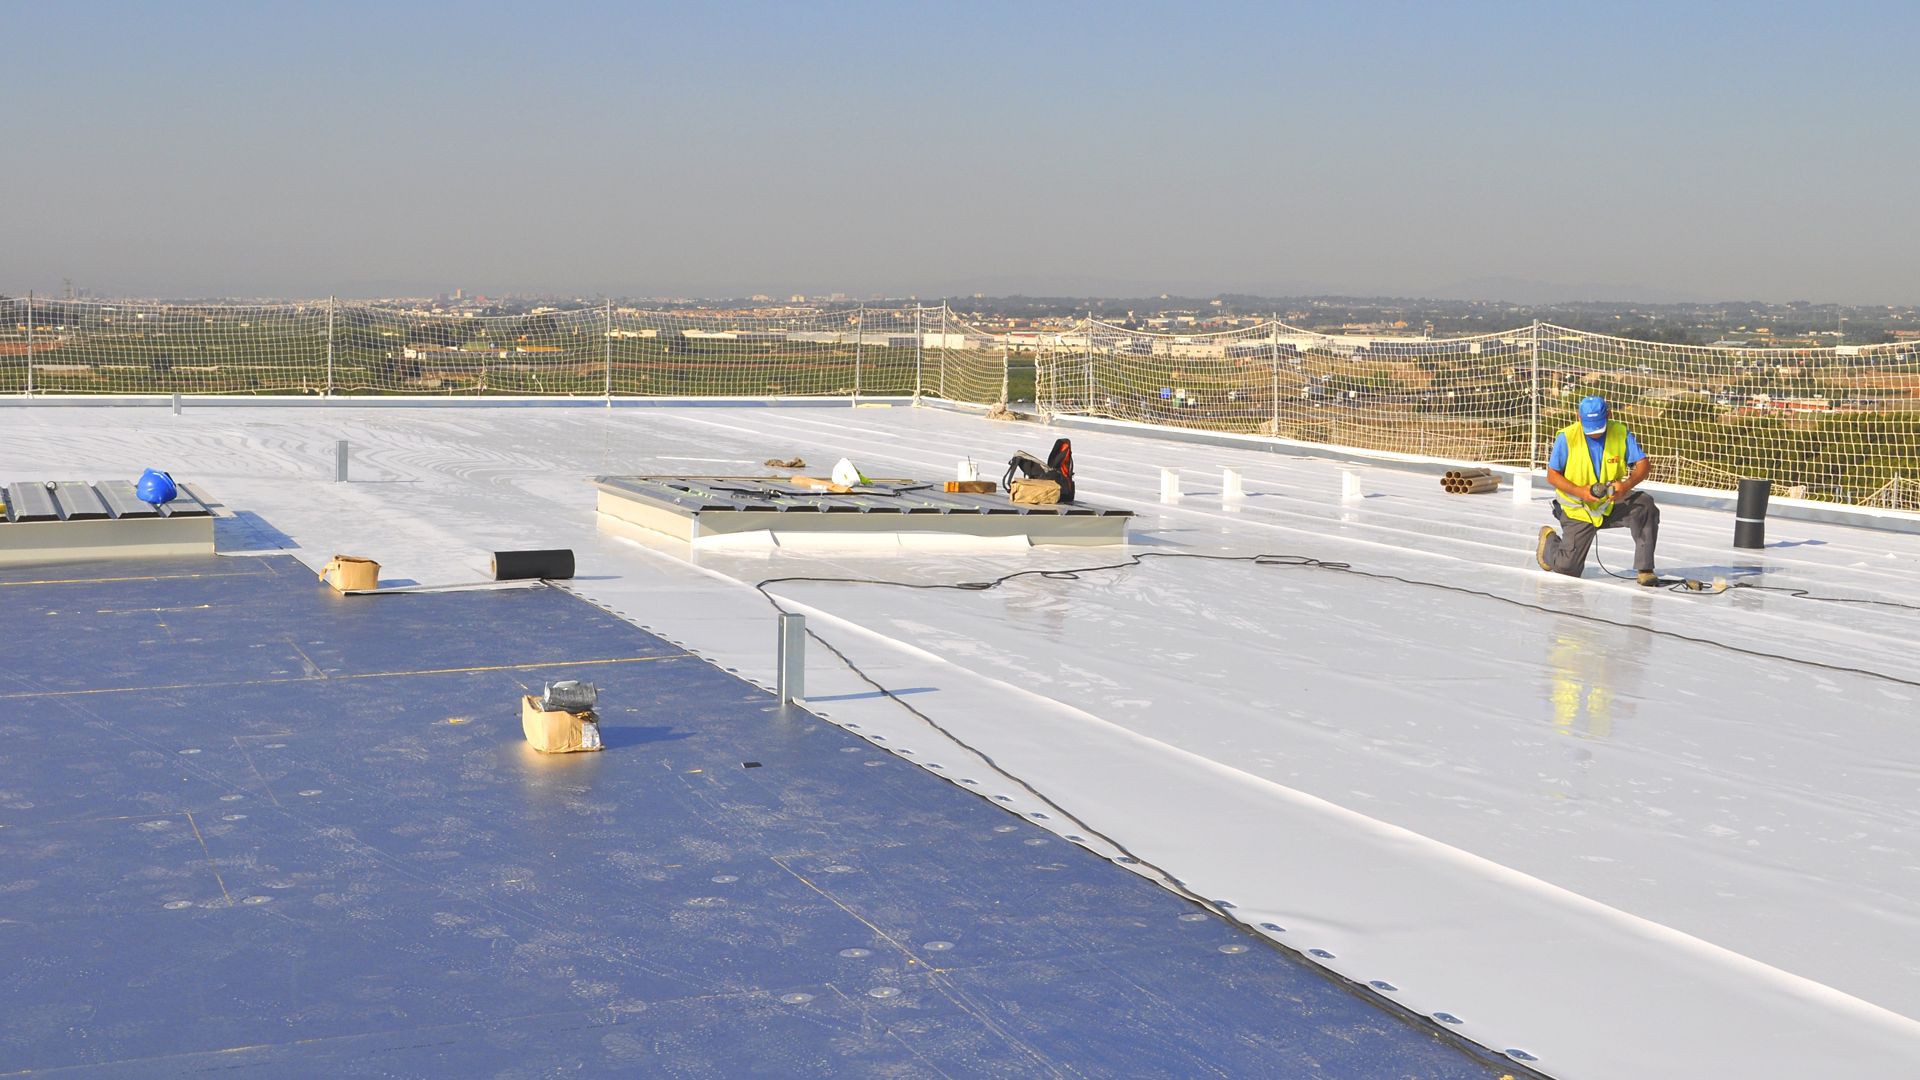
[{"left": 4, "top": 1, "right": 1916, "bottom": 302}]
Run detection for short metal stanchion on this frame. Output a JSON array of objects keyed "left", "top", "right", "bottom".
[{"left": 776, "top": 612, "right": 806, "bottom": 704}]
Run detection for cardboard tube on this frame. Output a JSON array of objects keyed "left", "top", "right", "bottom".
[
  {"left": 1447, "top": 476, "right": 1500, "bottom": 494},
  {"left": 1734, "top": 478, "right": 1771, "bottom": 549}
]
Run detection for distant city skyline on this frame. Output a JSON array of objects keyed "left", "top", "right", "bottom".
[{"left": 5, "top": 2, "right": 1918, "bottom": 305}]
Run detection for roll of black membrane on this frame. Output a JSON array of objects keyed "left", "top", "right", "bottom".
[
  {"left": 1733, "top": 478, "right": 1771, "bottom": 549},
  {"left": 492, "top": 549, "right": 575, "bottom": 580}
]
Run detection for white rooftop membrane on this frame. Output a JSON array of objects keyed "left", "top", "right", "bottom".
[{"left": 6, "top": 402, "right": 1919, "bottom": 1078}]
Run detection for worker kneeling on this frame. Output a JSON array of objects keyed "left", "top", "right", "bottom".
[{"left": 1536, "top": 395, "right": 1661, "bottom": 585}]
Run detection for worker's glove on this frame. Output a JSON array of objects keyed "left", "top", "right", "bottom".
[{"left": 1588, "top": 482, "right": 1614, "bottom": 500}]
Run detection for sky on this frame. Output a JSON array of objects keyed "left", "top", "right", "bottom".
[{"left": 3, "top": 1, "right": 1917, "bottom": 303}]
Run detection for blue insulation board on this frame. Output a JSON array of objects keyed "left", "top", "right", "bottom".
[{"left": 0, "top": 554, "right": 1523, "bottom": 1078}]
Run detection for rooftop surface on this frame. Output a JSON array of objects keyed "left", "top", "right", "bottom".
[
  {"left": 2, "top": 553, "right": 1514, "bottom": 1077},
  {"left": 5, "top": 400, "right": 1920, "bottom": 1077}
]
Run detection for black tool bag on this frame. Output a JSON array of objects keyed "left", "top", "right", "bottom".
[{"left": 1003, "top": 438, "right": 1075, "bottom": 503}]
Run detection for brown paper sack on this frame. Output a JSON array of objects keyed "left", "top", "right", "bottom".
[
  {"left": 521, "top": 695, "right": 603, "bottom": 753},
  {"left": 1009, "top": 478, "right": 1061, "bottom": 505},
  {"left": 319, "top": 554, "right": 380, "bottom": 592}
]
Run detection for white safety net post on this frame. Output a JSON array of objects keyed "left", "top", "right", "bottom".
[
  {"left": 924, "top": 307, "right": 1013, "bottom": 407},
  {"left": 22, "top": 292, "right": 32, "bottom": 395},
  {"left": 325, "top": 296, "right": 335, "bottom": 397}
]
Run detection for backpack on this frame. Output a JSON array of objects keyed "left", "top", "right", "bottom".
[{"left": 1003, "top": 438, "right": 1075, "bottom": 503}]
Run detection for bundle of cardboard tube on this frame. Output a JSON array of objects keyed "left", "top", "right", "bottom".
[{"left": 1441, "top": 468, "right": 1500, "bottom": 495}]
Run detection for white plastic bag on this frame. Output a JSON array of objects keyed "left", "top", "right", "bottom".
[{"left": 831, "top": 458, "right": 869, "bottom": 487}]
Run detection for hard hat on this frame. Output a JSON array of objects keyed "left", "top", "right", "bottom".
[
  {"left": 135, "top": 468, "right": 178, "bottom": 505},
  {"left": 1578, "top": 395, "right": 1610, "bottom": 435}
]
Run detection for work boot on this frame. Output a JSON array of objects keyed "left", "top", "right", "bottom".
[
  {"left": 1637, "top": 570, "right": 1659, "bottom": 587},
  {"left": 1535, "top": 526, "right": 1557, "bottom": 572}
]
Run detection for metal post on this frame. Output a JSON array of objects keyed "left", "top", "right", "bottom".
[
  {"left": 1000, "top": 336, "right": 1010, "bottom": 406},
  {"left": 1269, "top": 312, "right": 1280, "bottom": 435},
  {"left": 23, "top": 291, "right": 32, "bottom": 396},
  {"left": 604, "top": 299, "right": 613, "bottom": 401},
  {"left": 1084, "top": 309, "right": 1095, "bottom": 413},
  {"left": 913, "top": 302, "right": 923, "bottom": 402},
  {"left": 940, "top": 302, "right": 950, "bottom": 400},
  {"left": 775, "top": 612, "right": 806, "bottom": 704},
  {"left": 853, "top": 302, "right": 863, "bottom": 405},
  {"left": 1038, "top": 343, "right": 1050, "bottom": 414},
  {"left": 325, "top": 296, "right": 335, "bottom": 397},
  {"left": 1528, "top": 320, "right": 1542, "bottom": 468},
  {"left": 335, "top": 440, "right": 349, "bottom": 482}
]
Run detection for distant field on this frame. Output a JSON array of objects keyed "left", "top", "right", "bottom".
[{"left": 2, "top": 308, "right": 1915, "bottom": 508}]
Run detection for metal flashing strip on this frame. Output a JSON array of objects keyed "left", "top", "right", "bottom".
[
  {"left": 593, "top": 475, "right": 1131, "bottom": 546},
  {"left": 94, "top": 480, "right": 164, "bottom": 519},
  {"left": 2, "top": 483, "right": 60, "bottom": 523},
  {"left": 2, "top": 480, "right": 211, "bottom": 524},
  {"left": 51, "top": 481, "right": 111, "bottom": 520},
  {"left": 0, "top": 480, "right": 218, "bottom": 563},
  {"left": 596, "top": 475, "right": 1131, "bottom": 518}
]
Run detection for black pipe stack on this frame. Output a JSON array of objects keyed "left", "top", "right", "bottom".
[{"left": 1733, "top": 479, "right": 1771, "bottom": 549}]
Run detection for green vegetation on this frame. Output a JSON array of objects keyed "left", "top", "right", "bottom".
[{"left": 2, "top": 300, "right": 1914, "bottom": 508}]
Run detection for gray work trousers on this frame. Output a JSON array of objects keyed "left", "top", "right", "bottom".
[{"left": 1544, "top": 490, "right": 1660, "bottom": 575}]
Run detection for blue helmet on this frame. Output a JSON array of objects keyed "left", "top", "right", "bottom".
[
  {"left": 135, "top": 468, "right": 178, "bottom": 505},
  {"left": 1578, "top": 395, "right": 1610, "bottom": 435}
]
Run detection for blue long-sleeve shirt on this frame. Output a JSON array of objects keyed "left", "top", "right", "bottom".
[{"left": 1548, "top": 430, "right": 1645, "bottom": 477}]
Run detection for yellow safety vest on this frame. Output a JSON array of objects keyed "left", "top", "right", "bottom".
[{"left": 1556, "top": 420, "right": 1629, "bottom": 526}]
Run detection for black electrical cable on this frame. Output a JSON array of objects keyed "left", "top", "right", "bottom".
[
  {"left": 1723, "top": 580, "right": 1920, "bottom": 611},
  {"left": 760, "top": 551, "right": 1920, "bottom": 748},
  {"left": 754, "top": 547, "right": 1920, "bottom": 923},
  {"left": 752, "top": 569, "right": 1556, "bottom": 1076},
  {"left": 753, "top": 574, "right": 1220, "bottom": 914},
  {"left": 1594, "top": 536, "right": 1920, "bottom": 611},
  {"left": 752, "top": 549, "right": 1903, "bottom": 1079},
  {"left": 1590, "top": 541, "right": 1712, "bottom": 593}
]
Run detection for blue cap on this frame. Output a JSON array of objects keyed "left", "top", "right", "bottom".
[
  {"left": 1578, "top": 395, "right": 1609, "bottom": 435},
  {"left": 135, "top": 468, "right": 178, "bottom": 505}
]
